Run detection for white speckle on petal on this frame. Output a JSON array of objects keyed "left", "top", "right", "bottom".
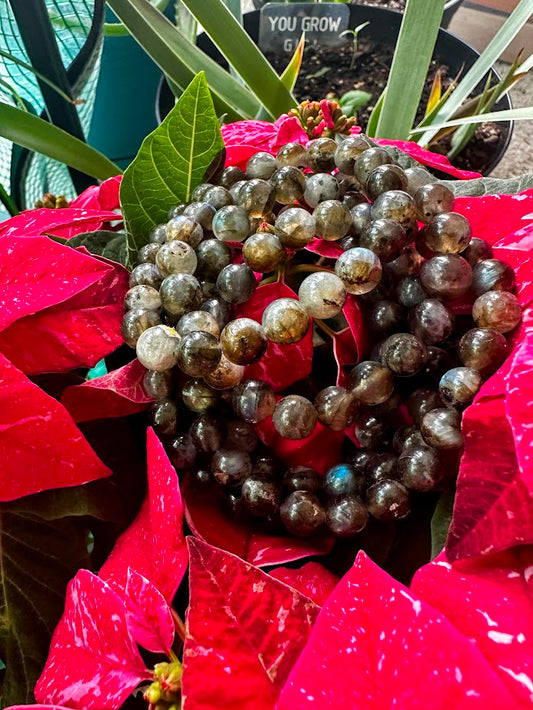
[{"left": 488, "top": 631, "right": 515, "bottom": 644}]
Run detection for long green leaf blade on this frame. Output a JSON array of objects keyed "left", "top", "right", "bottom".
[
  {"left": 419, "top": 0, "right": 533, "bottom": 146},
  {"left": 178, "top": 0, "right": 297, "bottom": 118},
  {"left": 120, "top": 73, "right": 225, "bottom": 261},
  {"left": 414, "top": 105, "right": 533, "bottom": 131},
  {"left": 280, "top": 34, "right": 305, "bottom": 92},
  {"left": 107, "top": 0, "right": 260, "bottom": 120},
  {"left": 0, "top": 103, "right": 120, "bottom": 181},
  {"left": 375, "top": 0, "right": 446, "bottom": 139}
]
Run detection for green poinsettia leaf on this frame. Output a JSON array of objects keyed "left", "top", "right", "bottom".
[
  {"left": 0, "top": 506, "right": 91, "bottom": 705},
  {"left": 430, "top": 489, "right": 455, "bottom": 560},
  {"left": 67, "top": 230, "right": 128, "bottom": 266},
  {"left": 444, "top": 173, "right": 533, "bottom": 196},
  {"left": 120, "top": 72, "right": 225, "bottom": 263}
]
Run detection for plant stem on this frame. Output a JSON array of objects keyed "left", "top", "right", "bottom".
[
  {"left": 0, "top": 183, "right": 19, "bottom": 216},
  {"left": 171, "top": 608, "right": 186, "bottom": 642}
]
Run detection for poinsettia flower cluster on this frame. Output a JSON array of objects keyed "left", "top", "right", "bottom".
[{"left": 2, "top": 119, "right": 533, "bottom": 709}]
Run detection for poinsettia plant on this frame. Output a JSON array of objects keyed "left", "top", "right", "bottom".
[{"left": 1, "top": 72, "right": 533, "bottom": 710}]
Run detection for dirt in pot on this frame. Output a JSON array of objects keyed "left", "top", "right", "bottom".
[{"left": 264, "top": 38, "right": 507, "bottom": 175}]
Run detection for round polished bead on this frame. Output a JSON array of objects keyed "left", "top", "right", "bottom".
[
  {"left": 409, "top": 298, "right": 455, "bottom": 345},
  {"left": 182, "top": 379, "right": 219, "bottom": 413},
  {"left": 176, "top": 310, "right": 220, "bottom": 338},
  {"left": 399, "top": 444, "right": 443, "bottom": 491},
  {"left": 190, "top": 413, "right": 226, "bottom": 453},
  {"left": 220, "top": 317, "right": 267, "bottom": 365},
  {"left": 137, "top": 242, "right": 161, "bottom": 264},
  {"left": 150, "top": 397, "right": 178, "bottom": 436},
  {"left": 298, "top": 272, "right": 347, "bottom": 319},
  {"left": 203, "top": 185, "right": 233, "bottom": 210},
  {"left": 387, "top": 244, "right": 423, "bottom": 278},
  {"left": 313, "top": 200, "right": 352, "bottom": 241},
  {"left": 366, "top": 480, "right": 410, "bottom": 521},
  {"left": 217, "top": 165, "right": 247, "bottom": 188},
  {"left": 238, "top": 178, "right": 275, "bottom": 218},
  {"left": 365, "top": 164, "right": 408, "bottom": 201},
  {"left": 276, "top": 141, "right": 308, "bottom": 168},
  {"left": 242, "top": 476, "right": 282, "bottom": 516},
  {"left": 421, "top": 408, "right": 463, "bottom": 450},
  {"left": 420, "top": 254, "right": 472, "bottom": 300},
  {"left": 393, "top": 425, "right": 426, "bottom": 453},
  {"left": 439, "top": 367, "right": 482, "bottom": 407},
  {"left": 472, "top": 291, "right": 522, "bottom": 333},
  {"left": 280, "top": 491, "right": 325, "bottom": 537},
  {"left": 350, "top": 360, "right": 394, "bottom": 405},
  {"left": 326, "top": 495, "right": 369, "bottom": 537},
  {"left": 212, "top": 205, "right": 250, "bottom": 242},
  {"left": 183, "top": 201, "right": 216, "bottom": 230},
  {"left": 272, "top": 395, "right": 318, "bottom": 440},
  {"left": 458, "top": 327, "right": 509, "bottom": 376},
  {"left": 353, "top": 147, "right": 392, "bottom": 186},
  {"left": 242, "top": 232, "right": 285, "bottom": 273},
  {"left": 471, "top": 259, "right": 516, "bottom": 296},
  {"left": 462, "top": 237, "right": 493, "bottom": 266},
  {"left": 149, "top": 223, "right": 168, "bottom": 245},
  {"left": 424, "top": 212, "right": 471, "bottom": 254},
  {"left": 143, "top": 368, "right": 176, "bottom": 399},
  {"left": 121, "top": 308, "right": 161, "bottom": 347},
  {"left": 404, "top": 167, "right": 437, "bottom": 196},
  {"left": 216, "top": 264, "right": 257, "bottom": 304},
  {"left": 156, "top": 240, "right": 197, "bottom": 276},
  {"left": 350, "top": 202, "right": 372, "bottom": 237},
  {"left": 368, "top": 300, "right": 404, "bottom": 334},
  {"left": 275, "top": 207, "right": 316, "bottom": 249},
  {"left": 304, "top": 172, "right": 339, "bottom": 208},
  {"left": 396, "top": 276, "right": 427, "bottom": 308},
  {"left": 354, "top": 412, "right": 388, "bottom": 449},
  {"left": 421, "top": 346, "right": 453, "bottom": 383},
  {"left": 360, "top": 218, "right": 408, "bottom": 262},
  {"left": 167, "top": 434, "right": 197, "bottom": 470},
  {"left": 406, "top": 388, "right": 443, "bottom": 425},
  {"left": 334, "top": 134, "right": 370, "bottom": 175},
  {"left": 225, "top": 420, "right": 258, "bottom": 452},
  {"left": 200, "top": 298, "right": 233, "bottom": 331},
  {"left": 124, "top": 284, "right": 161, "bottom": 312},
  {"left": 129, "top": 263, "right": 163, "bottom": 289},
  {"left": 232, "top": 378, "right": 276, "bottom": 423},
  {"left": 190, "top": 183, "right": 212, "bottom": 201},
  {"left": 262, "top": 298, "right": 310, "bottom": 344},
  {"left": 371, "top": 189, "right": 416, "bottom": 230},
  {"left": 365, "top": 452, "right": 398, "bottom": 485},
  {"left": 335, "top": 247, "right": 382, "bottom": 295},
  {"left": 270, "top": 166, "right": 306, "bottom": 204},
  {"left": 283, "top": 466, "right": 322, "bottom": 494},
  {"left": 176, "top": 331, "right": 221, "bottom": 377},
  {"left": 165, "top": 215, "right": 203, "bottom": 248},
  {"left": 195, "top": 239, "right": 232, "bottom": 281},
  {"left": 323, "top": 463, "right": 365, "bottom": 498},
  {"left": 314, "top": 385, "right": 359, "bottom": 431},
  {"left": 381, "top": 333, "right": 427, "bottom": 376},
  {"left": 307, "top": 137, "right": 337, "bottom": 172},
  {"left": 413, "top": 184, "right": 455, "bottom": 223},
  {"left": 136, "top": 324, "right": 179, "bottom": 371},
  {"left": 211, "top": 449, "right": 252, "bottom": 486},
  {"left": 203, "top": 354, "right": 244, "bottom": 390},
  {"left": 160, "top": 274, "right": 202, "bottom": 316},
  {"left": 246, "top": 151, "right": 279, "bottom": 179}
]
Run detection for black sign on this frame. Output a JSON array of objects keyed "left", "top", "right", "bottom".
[{"left": 258, "top": 2, "right": 350, "bottom": 55}]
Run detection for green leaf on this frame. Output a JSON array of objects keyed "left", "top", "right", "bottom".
[
  {"left": 375, "top": 0, "right": 446, "bottom": 139},
  {"left": 107, "top": 0, "right": 260, "bottom": 121},
  {"left": 339, "top": 89, "right": 372, "bottom": 117},
  {"left": 418, "top": 0, "right": 533, "bottom": 147},
  {"left": 281, "top": 34, "right": 305, "bottom": 93},
  {"left": 366, "top": 89, "right": 386, "bottom": 137},
  {"left": 177, "top": 0, "right": 297, "bottom": 118},
  {"left": 0, "top": 506, "right": 91, "bottom": 705},
  {"left": 430, "top": 489, "right": 455, "bottom": 559},
  {"left": 443, "top": 172, "right": 533, "bottom": 196},
  {"left": 120, "top": 72, "right": 225, "bottom": 260},
  {"left": 414, "top": 105, "right": 533, "bottom": 131},
  {"left": 67, "top": 230, "right": 129, "bottom": 266},
  {"left": 0, "top": 103, "right": 121, "bottom": 182}
]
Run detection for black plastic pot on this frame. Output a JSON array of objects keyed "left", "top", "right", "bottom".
[
  {"left": 251, "top": 1, "right": 465, "bottom": 29},
  {"left": 157, "top": 5, "right": 512, "bottom": 175}
]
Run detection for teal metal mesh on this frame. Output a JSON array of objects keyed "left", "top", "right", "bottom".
[{"left": 0, "top": 1, "right": 102, "bottom": 209}]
